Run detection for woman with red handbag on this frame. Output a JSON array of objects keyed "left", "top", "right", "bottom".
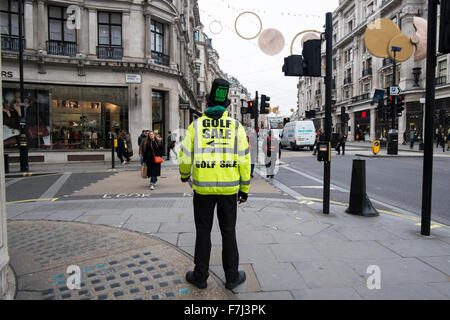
[{"left": 143, "top": 131, "right": 164, "bottom": 190}]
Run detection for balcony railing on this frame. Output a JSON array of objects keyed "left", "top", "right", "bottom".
[
  {"left": 436, "top": 76, "right": 448, "bottom": 86},
  {"left": 383, "top": 57, "right": 393, "bottom": 67},
  {"left": 343, "top": 77, "right": 352, "bottom": 85},
  {"left": 1, "top": 35, "right": 25, "bottom": 52},
  {"left": 151, "top": 51, "right": 170, "bottom": 66},
  {"left": 351, "top": 93, "right": 370, "bottom": 104},
  {"left": 47, "top": 40, "right": 77, "bottom": 56},
  {"left": 362, "top": 68, "right": 373, "bottom": 77},
  {"left": 97, "top": 45, "right": 123, "bottom": 60}
]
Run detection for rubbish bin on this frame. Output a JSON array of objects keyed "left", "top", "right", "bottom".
[{"left": 387, "top": 130, "right": 398, "bottom": 155}]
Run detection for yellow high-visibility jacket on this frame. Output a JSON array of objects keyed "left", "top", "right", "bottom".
[{"left": 178, "top": 110, "right": 251, "bottom": 195}]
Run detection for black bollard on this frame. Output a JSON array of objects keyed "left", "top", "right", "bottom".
[{"left": 346, "top": 158, "right": 379, "bottom": 217}]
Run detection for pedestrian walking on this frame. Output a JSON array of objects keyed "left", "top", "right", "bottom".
[
  {"left": 262, "top": 130, "right": 281, "bottom": 179},
  {"left": 410, "top": 129, "right": 415, "bottom": 149},
  {"left": 178, "top": 78, "right": 250, "bottom": 291},
  {"left": 138, "top": 130, "right": 148, "bottom": 165},
  {"left": 336, "top": 132, "right": 346, "bottom": 155},
  {"left": 123, "top": 129, "right": 133, "bottom": 160},
  {"left": 143, "top": 131, "right": 164, "bottom": 190},
  {"left": 167, "top": 131, "right": 175, "bottom": 160},
  {"left": 447, "top": 130, "right": 450, "bottom": 151},
  {"left": 313, "top": 129, "right": 325, "bottom": 156},
  {"left": 116, "top": 132, "right": 131, "bottom": 165}
]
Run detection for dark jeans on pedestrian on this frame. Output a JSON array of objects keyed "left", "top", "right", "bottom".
[
  {"left": 193, "top": 192, "right": 239, "bottom": 283},
  {"left": 251, "top": 164, "right": 255, "bottom": 176},
  {"left": 117, "top": 152, "right": 130, "bottom": 163},
  {"left": 150, "top": 176, "right": 158, "bottom": 184}
]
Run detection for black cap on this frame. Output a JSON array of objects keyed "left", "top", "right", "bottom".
[{"left": 205, "top": 78, "right": 231, "bottom": 108}]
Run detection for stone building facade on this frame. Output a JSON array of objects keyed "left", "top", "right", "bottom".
[
  {"left": 297, "top": 0, "right": 450, "bottom": 143},
  {"left": 1, "top": 0, "right": 247, "bottom": 162}
]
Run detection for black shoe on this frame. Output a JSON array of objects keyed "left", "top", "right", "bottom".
[
  {"left": 225, "top": 271, "right": 246, "bottom": 290},
  {"left": 186, "top": 271, "right": 207, "bottom": 289}
]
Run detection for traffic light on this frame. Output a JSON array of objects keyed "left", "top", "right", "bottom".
[
  {"left": 340, "top": 108, "right": 350, "bottom": 123},
  {"left": 282, "top": 55, "right": 304, "bottom": 77},
  {"left": 282, "top": 39, "right": 322, "bottom": 77},
  {"left": 387, "top": 96, "right": 395, "bottom": 118},
  {"left": 302, "top": 39, "right": 322, "bottom": 77},
  {"left": 248, "top": 100, "right": 256, "bottom": 119},
  {"left": 439, "top": 0, "right": 450, "bottom": 54},
  {"left": 305, "top": 110, "right": 316, "bottom": 119},
  {"left": 377, "top": 99, "right": 385, "bottom": 120},
  {"left": 260, "top": 95, "right": 270, "bottom": 114},
  {"left": 396, "top": 95, "right": 405, "bottom": 117}
]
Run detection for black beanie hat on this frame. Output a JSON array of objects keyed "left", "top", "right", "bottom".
[{"left": 205, "top": 78, "right": 231, "bottom": 108}]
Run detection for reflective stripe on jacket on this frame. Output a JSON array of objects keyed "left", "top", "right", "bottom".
[{"left": 178, "top": 110, "right": 251, "bottom": 195}]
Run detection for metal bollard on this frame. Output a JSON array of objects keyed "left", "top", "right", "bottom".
[{"left": 4, "top": 154, "right": 9, "bottom": 174}]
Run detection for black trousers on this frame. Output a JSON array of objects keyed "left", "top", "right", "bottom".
[{"left": 193, "top": 192, "right": 239, "bottom": 283}]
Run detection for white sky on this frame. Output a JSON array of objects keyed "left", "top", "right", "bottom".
[{"left": 198, "top": 0, "right": 339, "bottom": 115}]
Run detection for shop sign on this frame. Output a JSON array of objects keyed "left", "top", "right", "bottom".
[
  {"left": 126, "top": 74, "right": 142, "bottom": 84},
  {"left": 1, "top": 70, "right": 15, "bottom": 79},
  {"left": 180, "top": 104, "right": 190, "bottom": 110}
]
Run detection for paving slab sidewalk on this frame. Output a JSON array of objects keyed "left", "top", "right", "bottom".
[{"left": 5, "top": 167, "right": 450, "bottom": 300}]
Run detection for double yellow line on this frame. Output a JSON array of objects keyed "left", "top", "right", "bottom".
[
  {"left": 6, "top": 198, "right": 59, "bottom": 205},
  {"left": 296, "top": 196, "right": 448, "bottom": 229}
]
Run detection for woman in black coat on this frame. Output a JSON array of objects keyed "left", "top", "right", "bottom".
[{"left": 143, "top": 131, "right": 164, "bottom": 190}]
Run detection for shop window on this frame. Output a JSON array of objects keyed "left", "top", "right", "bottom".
[{"left": 2, "top": 84, "right": 128, "bottom": 150}]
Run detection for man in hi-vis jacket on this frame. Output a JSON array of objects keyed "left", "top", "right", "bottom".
[{"left": 178, "top": 78, "right": 251, "bottom": 290}]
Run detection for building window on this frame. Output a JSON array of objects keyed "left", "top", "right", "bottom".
[
  {"left": 1, "top": 0, "right": 24, "bottom": 52},
  {"left": 196, "top": 49, "right": 200, "bottom": 59},
  {"left": 47, "top": 6, "right": 77, "bottom": 56},
  {"left": 2, "top": 83, "right": 129, "bottom": 150},
  {"left": 437, "top": 60, "right": 447, "bottom": 85},
  {"left": 194, "top": 30, "right": 200, "bottom": 41},
  {"left": 97, "top": 12, "right": 123, "bottom": 59},
  {"left": 151, "top": 20, "right": 169, "bottom": 66}
]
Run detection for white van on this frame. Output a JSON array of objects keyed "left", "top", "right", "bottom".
[{"left": 281, "top": 121, "right": 316, "bottom": 150}]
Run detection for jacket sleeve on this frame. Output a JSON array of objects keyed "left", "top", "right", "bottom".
[
  {"left": 237, "top": 123, "right": 251, "bottom": 194},
  {"left": 178, "top": 123, "right": 195, "bottom": 179}
]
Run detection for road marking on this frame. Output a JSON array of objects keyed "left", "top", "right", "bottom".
[
  {"left": 296, "top": 196, "right": 448, "bottom": 229},
  {"left": 6, "top": 198, "right": 59, "bottom": 205},
  {"left": 39, "top": 173, "right": 72, "bottom": 199},
  {"left": 5, "top": 178, "right": 23, "bottom": 188},
  {"left": 291, "top": 185, "right": 341, "bottom": 191},
  {"left": 282, "top": 166, "right": 348, "bottom": 192}
]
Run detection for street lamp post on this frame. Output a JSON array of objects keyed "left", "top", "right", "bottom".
[
  {"left": 387, "top": 47, "right": 401, "bottom": 156},
  {"left": 18, "top": 0, "right": 29, "bottom": 172}
]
